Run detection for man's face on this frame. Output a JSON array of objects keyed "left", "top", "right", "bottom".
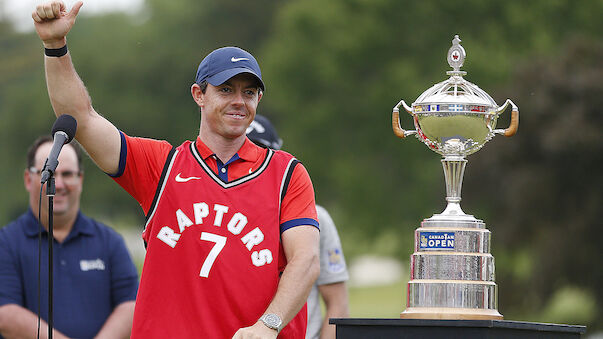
[
  {"left": 25, "top": 142, "right": 83, "bottom": 219},
  {"left": 197, "top": 73, "right": 262, "bottom": 140}
]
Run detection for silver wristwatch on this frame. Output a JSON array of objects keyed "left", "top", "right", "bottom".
[{"left": 259, "top": 313, "right": 282, "bottom": 332}]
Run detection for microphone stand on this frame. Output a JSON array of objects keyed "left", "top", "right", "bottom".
[{"left": 45, "top": 175, "right": 55, "bottom": 339}]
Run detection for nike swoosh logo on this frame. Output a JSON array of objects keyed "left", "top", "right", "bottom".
[
  {"left": 175, "top": 173, "right": 202, "bottom": 183},
  {"left": 231, "top": 57, "right": 249, "bottom": 62}
]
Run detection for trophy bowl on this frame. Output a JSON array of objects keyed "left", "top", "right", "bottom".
[
  {"left": 393, "top": 36, "right": 518, "bottom": 158},
  {"left": 392, "top": 35, "right": 519, "bottom": 320}
]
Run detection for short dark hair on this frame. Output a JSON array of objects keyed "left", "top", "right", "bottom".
[
  {"left": 27, "top": 135, "right": 84, "bottom": 172},
  {"left": 199, "top": 80, "right": 208, "bottom": 93}
]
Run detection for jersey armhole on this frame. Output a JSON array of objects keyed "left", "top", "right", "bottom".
[
  {"left": 280, "top": 159, "right": 300, "bottom": 203},
  {"left": 144, "top": 147, "right": 177, "bottom": 220}
]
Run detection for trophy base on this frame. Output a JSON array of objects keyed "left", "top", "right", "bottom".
[{"left": 400, "top": 307, "right": 503, "bottom": 320}]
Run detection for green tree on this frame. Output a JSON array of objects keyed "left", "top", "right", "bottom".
[
  {"left": 465, "top": 37, "right": 603, "bottom": 328},
  {"left": 259, "top": 0, "right": 603, "bottom": 258}
]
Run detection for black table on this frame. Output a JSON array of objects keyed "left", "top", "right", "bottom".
[{"left": 329, "top": 318, "right": 586, "bottom": 339}]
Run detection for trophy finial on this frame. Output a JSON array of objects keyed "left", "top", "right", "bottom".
[{"left": 447, "top": 34, "right": 466, "bottom": 73}]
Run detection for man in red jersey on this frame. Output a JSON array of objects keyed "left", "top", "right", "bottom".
[{"left": 32, "top": 1, "right": 320, "bottom": 338}]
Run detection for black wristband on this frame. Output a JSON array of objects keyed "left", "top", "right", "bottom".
[{"left": 45, "top": 45, "right": 68, "bottom": 57}]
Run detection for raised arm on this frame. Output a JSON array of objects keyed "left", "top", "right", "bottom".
[{"left": 32, "top": 1, "right": 121, "bottom": 175}]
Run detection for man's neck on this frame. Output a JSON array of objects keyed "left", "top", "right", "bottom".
[
  {"left": 199, "top": 132, "right": 246, "bottom": 164},
  {"left": 37, "top": 210, "right": 77, "bottom": 243}
]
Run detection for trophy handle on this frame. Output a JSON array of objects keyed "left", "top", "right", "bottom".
[
  {"left": 493, "top": 99, "right": 519, "bottom": 137},
  {"left": 392, "top": 100, "right": 417, "bottom": 138}
]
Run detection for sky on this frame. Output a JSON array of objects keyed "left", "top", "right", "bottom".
[{"left": 2, "top": 0, "right": 144, "bottom": 32}]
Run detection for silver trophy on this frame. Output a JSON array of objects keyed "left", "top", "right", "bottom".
[{"left": 392, "top": 35, "right": 519, "bottom": 320}]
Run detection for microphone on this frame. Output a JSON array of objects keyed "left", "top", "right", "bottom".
[{"left": 40, "top": 115, "right": 78, "bottom": 184}]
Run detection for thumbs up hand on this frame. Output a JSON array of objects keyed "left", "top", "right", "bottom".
[{"left": 32, "top": 1, "right": 83, "bottom": 48}]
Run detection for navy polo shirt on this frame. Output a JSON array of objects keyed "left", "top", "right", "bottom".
[{"left": 0, "top": 210, "right": 139, "bottom": 339}]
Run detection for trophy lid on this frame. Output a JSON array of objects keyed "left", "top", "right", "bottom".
[{"left": 412, "top": 35, "right": 497, "bottom": 112}]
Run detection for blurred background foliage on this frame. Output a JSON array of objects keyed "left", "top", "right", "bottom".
[{"left": 0, "top": 0, "right": 601, "bottom": 330}]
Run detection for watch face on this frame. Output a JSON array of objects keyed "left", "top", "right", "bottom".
[{"left": 262, "top": 314, "right": 282, "bottom": 329}]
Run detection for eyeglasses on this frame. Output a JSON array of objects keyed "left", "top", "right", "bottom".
[{"left": 29, "top": 167, "right": 82, "bottom": 185}]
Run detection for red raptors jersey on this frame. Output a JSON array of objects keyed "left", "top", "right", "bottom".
[{"left": 131, "top": 140, "right": 307, "bottom": 338}]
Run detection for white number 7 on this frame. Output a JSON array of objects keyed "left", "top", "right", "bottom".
[{"left": 199, "top": 232, "right": 226, "bottom": 278}]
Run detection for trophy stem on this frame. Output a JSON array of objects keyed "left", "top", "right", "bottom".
[
  {"left": 424, "top": 155, "right": 479, "bottom": 223},
  {"left": 441, "top": 155, "right": 467, "bottom": 215}
]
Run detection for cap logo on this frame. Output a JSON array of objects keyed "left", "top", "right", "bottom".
[
  {"left": 246, "top": 120, "right": 265, "bottom": 134},
  {"left": 231, "top": 57, "right": 249, "bottom": 62}
]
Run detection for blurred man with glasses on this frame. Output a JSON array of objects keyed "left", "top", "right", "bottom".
[{"left": 0, "top": 135, "right": 139, "bottom": 339}]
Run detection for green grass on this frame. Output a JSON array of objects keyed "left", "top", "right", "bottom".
[{"left": 348, "top": 282, "right": 407, "bottom": 318}]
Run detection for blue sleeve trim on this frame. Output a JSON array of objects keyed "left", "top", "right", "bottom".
[
  {"left": 108, "top": 131, "right": 127, "bottom": 178},
  {"left": 280, "top": 218, "right": 319, "bottom": 233}
]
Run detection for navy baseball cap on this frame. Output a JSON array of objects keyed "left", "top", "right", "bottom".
[
  {"left": 246, "top": 114, "right": 283, "bottom": 150},
  {"left": 195, "top": 46, "right": 265, "bottom": 91}
]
